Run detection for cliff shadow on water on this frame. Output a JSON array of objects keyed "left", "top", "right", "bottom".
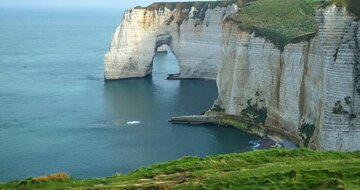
[
  {"left": 0, "top": 6, "right": 270, "bottom": 182},
  {"left": 102, "top": 49, "right": 265, "bottom": 172}
]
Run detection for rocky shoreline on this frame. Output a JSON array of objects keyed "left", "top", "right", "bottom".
[
  {"left": 104, "top": 0, "right": 360, "bottom": 151},
  {"left": 169, "top": 111, "right": 300, "bottom": 148}
]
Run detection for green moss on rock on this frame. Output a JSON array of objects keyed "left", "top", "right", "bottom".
[
  {"left": 241, "top": 99, "right": 267, "bottom": 124},
  {"left": 221, "top": 117, "right": 248, "bottom": 130},
  {"left": 300, "top": 122, "right": 316, "bottom": 147},
  {"left": 344, "top": 96, "right": 352, "bottom": 105},
  {"left": 211, "top": 104, "right": 225, "bottom": 112},
  {"left": 332, "top": 101, "right": 345, "bottom": 114},
  {"left": 349, "top": 113, "right": 357, "bottom": 120}
]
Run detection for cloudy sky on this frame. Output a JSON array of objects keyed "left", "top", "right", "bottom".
[{"left": 0, "top": 0, "right": 215, "bottom": 8}]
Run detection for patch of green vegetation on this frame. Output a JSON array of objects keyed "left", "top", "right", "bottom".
[
  {"left": 221, "top": 117, "right": 248, "bottom": 131},
  {"left": 227, "top": 0, "right": 319, "bottom": 51},
  {"left": 241, "top": 99, "right": 268, "bottom": 124},
  {"left": 211, "top": 104, "right": 225, "bottom": 112},
  {"left": 300, "top": 122, "right": 316, "bottom": 147},
  {"left": 332, "top": 101, "right": 345, "bottom": 114},
  {"left": 1, "top": 149, "right": 360, "bottom": 190},
  {"left": 344, "top": 96, "right": 352, "bottom": 105},
  {"left": 349, "top": 113, "right": 357, "bottom": 120}
]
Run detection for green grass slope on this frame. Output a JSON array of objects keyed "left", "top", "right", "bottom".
[
  {"left": 1, "top": 149, "right": 359, "bottom": 189},
  {"left": 227, "top": 0, "right": 319, "bottom": 51},
  {"left": 227, "top": 0, "right": 359, "bottom": 51}
]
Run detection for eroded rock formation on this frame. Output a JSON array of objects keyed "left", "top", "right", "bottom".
[
  {"left": 217, "top": 6, "right": 360, "bottom": 151},
  {"left": 104, "top": 3, "right": 238, "bottom": 79},
  {"left": 104, "top": 2, "right": 360, "bottom": 151}
]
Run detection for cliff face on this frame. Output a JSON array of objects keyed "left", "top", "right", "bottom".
[
  {"left": 105, "top": 3, "right": 360, "bottom": 151},
  {"left": 217, "top": 6, "right": 360, "bottom": 151},
  {"left": 104, "top": 3, "right": 238, "bottom": 79}
]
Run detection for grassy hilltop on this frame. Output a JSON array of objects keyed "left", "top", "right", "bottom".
[
  {"left": 228, "top": 0, "right": 359, "bottom": 50},
  {"left": 228, "top": 0, "right": 319, "bottom": 50},
  {"left": 1, "top": 149, "right": 359, "bottom": 189}
]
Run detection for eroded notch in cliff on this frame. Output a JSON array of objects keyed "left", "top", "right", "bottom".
[
  {"left": 275, "top": 56, "right": 283, "bottom": 109},
  {"left": 152, "top": 33, "right": 181, "bottom": 78},
  {"left": 354, "top": 23, "right": 360, "bottom": 96}
]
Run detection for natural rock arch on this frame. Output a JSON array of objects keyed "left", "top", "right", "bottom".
[
  {"left": 104, "top": 4, "right": 238, "bottom": 80},
  {"left": 151, "top": 34, "right": 182, "bottom": 77}
]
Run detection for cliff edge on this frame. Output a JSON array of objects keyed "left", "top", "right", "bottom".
[
  {"left": 104, "top": 0, "right": 360, "bottom": 151},
  {"left": 2, "top": 149, "right": 359, "bottom": 189}
]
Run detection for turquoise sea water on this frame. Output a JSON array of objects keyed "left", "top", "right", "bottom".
[{"left": 0, "top": 8, "right": 260, "bottom": 181}]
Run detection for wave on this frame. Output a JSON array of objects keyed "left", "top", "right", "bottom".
[
  {"left": 126, "top": 121, "right": 141, "bottom": 125},
  {"left": 249, "top": 140, "right": 261, "bottom": 150}
]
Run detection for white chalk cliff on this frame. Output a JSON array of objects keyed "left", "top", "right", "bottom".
[
  {"left": 104, "top": 3, "right": 360, "bottom": 151},
  {"left": 104, "top": 3, "right": 238, "bottom": 79}
]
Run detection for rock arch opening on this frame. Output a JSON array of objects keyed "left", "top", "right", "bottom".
[{"left": 151, "top": 33, "right": 180, "bottom": 79}]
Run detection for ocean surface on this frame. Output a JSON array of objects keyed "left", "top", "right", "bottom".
[{"left": 0, "top": 8, "right": 261, "bottom": 181}]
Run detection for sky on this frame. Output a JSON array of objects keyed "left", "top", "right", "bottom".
[{"left": 0, "top": 0, "right": 215, "bottom": 8}]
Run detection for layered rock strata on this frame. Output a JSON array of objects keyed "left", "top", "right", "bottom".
[
  {"left": 104, "top": 3, "right": 238, "bottom": 79},
  {"left": 216, "top": 6, "right": 360, "bottom": 151},
  {"left": 105, "top": 3, "right": 360, "bottom": 151}
]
